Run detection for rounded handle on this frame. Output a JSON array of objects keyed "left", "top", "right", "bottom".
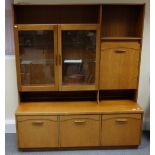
[
  {"left": 115, "top": 50, "right": 126, "bottom": 53},
  {"left": 14, "top": 25, "right": 18, "bottom": 29}
]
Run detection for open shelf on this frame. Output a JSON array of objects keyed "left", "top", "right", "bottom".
[
  {"left": 101, "top": 5, "right": 144, "bottom": 38},
  {"left": 14, "top": 5, "right": 100, "bottom": 24}
]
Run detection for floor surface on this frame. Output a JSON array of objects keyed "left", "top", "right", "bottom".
[{"left": 5, "top": 131, "right": 150, "bottom": 155}]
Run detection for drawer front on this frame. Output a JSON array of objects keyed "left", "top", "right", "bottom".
[
  {"left": 17, "top": 116, "right": 58, "bottom": 148},
  {"left": 60, "top": 115, "right": 100, "bottom": 147},
  {"left": 101, "top": 41, "right": 140, "bottom": 50},
  {"left": 101, "top": 114, "right": 142, "bottom": 146},
  {"left": 100, "top": 43, "right": 140, "bottom": 89}
]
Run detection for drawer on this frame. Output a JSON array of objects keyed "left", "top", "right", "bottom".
[
  {"left": 60, "top": 115, "right": 100, "bottom": 147},
  {"left": 17, "top": 115, "right": 58, "bottom": 148},
  {"left": 101, "top": 41, "right": 140, "bottom": 50},
  {"left": 101, "top": 114, "right": 142, "bottom": 146}
]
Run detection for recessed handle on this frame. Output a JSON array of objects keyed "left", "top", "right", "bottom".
[
  {"left": 115, "top": 119, "right": 128, "bottom": 123},
  {"left": 32, "top": 121, "right": 44, "bottom": 125},
  {"left": 115, "top": 50, "right": 126, "bottom": 53},
  {"left": 74, "top": 120, "right": 86, "bottom": 125}
]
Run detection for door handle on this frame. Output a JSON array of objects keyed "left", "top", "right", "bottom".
[
  {"left": 115, "top": 119, "right": 128, "bottom": 124},
  {"left": 74, "top": 120, "right": 86, "bottom": 125},
  {"left": 32, "top": 121, "right": 44, "bottom": 125},
  {"left": 115, "top": 50, "right": 126, "bottom": 53},
  {"left": 59, "top": 54, "right": 61, "bottom": 65}
]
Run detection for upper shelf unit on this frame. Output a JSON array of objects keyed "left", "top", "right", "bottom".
[
  {"left": 13, "top": 5, "right": 100, "bottom": 24},
  {"left": 101, "top": 4, "right": 145, "bottom": 38}
]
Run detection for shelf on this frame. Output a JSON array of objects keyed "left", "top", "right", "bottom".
[
  {"left": 101, "top": 37, "right": 142, "bottom": 41},
  {"left": 16, "top": 100, "right": 143, "bottom": 115}
]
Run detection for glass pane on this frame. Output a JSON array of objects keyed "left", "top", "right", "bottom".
[
  {"left": 62, "top": 30, "right": 96, "bottom": 85},
  {"left": 19, "top": 30, "right": 55, "bottom": 86}
]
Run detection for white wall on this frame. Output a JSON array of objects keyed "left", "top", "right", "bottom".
[{"left": 5, "top": 0, "right": 150, "bottom": 132}]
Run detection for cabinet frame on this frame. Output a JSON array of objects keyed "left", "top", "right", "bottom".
[
  {"left": 58, "top": 24, "right": 100, "bottom": 91},
  {"left": 14, "top": 24, "right": 59, "bottom": 91}
]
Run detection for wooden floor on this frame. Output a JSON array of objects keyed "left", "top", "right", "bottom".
[{"left": 5, "top": 132, "right": 149, "bottom": 155}]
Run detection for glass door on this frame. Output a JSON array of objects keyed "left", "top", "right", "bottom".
[
  {"left": 14, "top": 25, "right": 58, "bottom": 91},
  {"left": 58, "top": 24, "right": 99, "bottom": 91}
]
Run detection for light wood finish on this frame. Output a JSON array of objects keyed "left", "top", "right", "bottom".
[
  {"left": 101, "top": 114, "right": 142, "bottom": 146},
  {"left": 60, "top": 115, "right": 100, "bottom": 147},
  {"left": 16, "top": 100, "right": 143, "bottom": 115},
  {"left": 17, "top": 115, "right": 58, "bottom": 148},
  {"left": 101, "top": 37, "right": 142, "bottom": 40},
  {"left": 58, "top": 24, "right": 100, "bottom": 91},
  {"left": 100, "top": 41, "right": 140, "bottom": 89},
  {"left": 14, "top": 24, "right": 59, "bottom": 91}
]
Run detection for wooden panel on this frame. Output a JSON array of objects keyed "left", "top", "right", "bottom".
[
  {"left": 100, "top": 42, "right": 140, "bottom": 89},
  {"left": 101, "top": 114, "right": 142, "bottom": 146},
  {"left": 17, "top": 115, "right": 58, "bottom": 148},
  {"left": 16, "top": 100, "right": 144, "bottom": 115},
  {"left": 60, "top": 115, "right": 100, "bottom": 147}
]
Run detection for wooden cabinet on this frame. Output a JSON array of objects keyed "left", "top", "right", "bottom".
[
  {"left": 100, "top": 41, "right": 140, "bottom": 90},
  {"left": 13, "top": 4, "right": 145, "bottom": 150},
  {"left": 101, "top": 114, "right": 142, "bottom": 146},
  {"left": 60, "top": 115, "right": 100, "bottom": 147},
  {"left": 17, "top": 116, "right": 58, "bottom": 148}
]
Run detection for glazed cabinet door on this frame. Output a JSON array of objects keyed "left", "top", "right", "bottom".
[
  {"left": 17, "top": 116, "right": 58, "bottom": 148},
  {"left": 58, "top": 24, "right": 100, "bottom": 91},
  {"left": 14, "top": 24, "right": 59, "bottom": 91},
  {"left": 100, "top": 42, "right": 140, "bottom": 90}
]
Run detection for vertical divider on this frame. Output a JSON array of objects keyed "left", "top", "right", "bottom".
[{"left": 58, "top": 115, "right": 61, "bottom": 147}]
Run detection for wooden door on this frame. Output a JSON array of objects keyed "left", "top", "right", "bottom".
[
  {"left": 100, "top": 42, "right": 140, "bottom": 89},
  {"left": 101, "top": 114, "right": 142, "bottom": 146},
  {"left": 60, "top": 115, "right": 100, "bottom": 147},
  {"left": 17, "top": 116, "right": 58, "bottom": 148},
  {"left": 14, "top": 24, "right": 59, "bottom": 91},
  {"left": 58, "top": 24, "right": 100, "bottom": 91}
]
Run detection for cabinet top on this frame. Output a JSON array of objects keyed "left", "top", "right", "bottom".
[{"left": 16, "top": 100, "right": 143, "bottom": 115}]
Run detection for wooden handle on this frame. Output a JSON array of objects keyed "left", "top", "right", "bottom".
[
  {"left": 115, "top": 119, "right": 128, "bottom": 123},
  {"left": 32, "top": 121, "right": 44, "bottom": 125},
  {"left": 74, "top": 120, "right": 86, "bottom": 124},
  {"left": 14, "top": 25, "right": 18, "bottom": 29},
  {"left": 55, "top": 55, "right": 58, "bottom": 66},
  {"left": 115, "top": 50, "right": 126, "bottom": 53}
]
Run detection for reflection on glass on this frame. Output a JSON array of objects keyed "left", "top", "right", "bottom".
[
  {"left": 62, "top": 30, "right": 96, "bottom": 85},
  {"left": 19, "top": 30, "right": 55, "bottom": 85}
]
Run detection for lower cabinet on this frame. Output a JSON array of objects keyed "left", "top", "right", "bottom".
[
  {"left": 101, "top": 114, "right": 142, "bottom": 146},
  {"left": 60, "top": 115, "right": 100, "bottom": 147},
  {"left": 17, "top": 116, "right": 58, "bottom": 148},
  {"left": 16, "top": 113, "right": 143, "bottom": 148}
]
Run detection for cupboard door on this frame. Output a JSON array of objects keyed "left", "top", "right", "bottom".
[
  {"left": 60, "top": 115, "right": 100, "bottom": 147},
  {"left": 17, "top": 116, "right": 58, "bottom": 148},
  {"left": 100, "top": 42, "right": 140, "bottom": 89},
  {"left": 59, "top": 24, "right": 99, "bottom": 91},
  {"left": 101, "top": 114, "right": 142, "bottom": 146},
  {"left": 14, "top": 25, "right": 59, "bottom": 91}
]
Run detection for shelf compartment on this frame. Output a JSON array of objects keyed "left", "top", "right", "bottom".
[
  {"left": 101, "top": 5, "right": 145, "bottom": 38},
  {"left": 101, "top": 37, "right": 142, "bottom": 41},
  {"left": 14, "top": 5, "right": 100, "bottom": 24}
]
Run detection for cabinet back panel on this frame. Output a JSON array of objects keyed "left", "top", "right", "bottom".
[
  {"left": 14, "top": 5, "right": 100, "bottom": 24},
  {"left": 101, "top": 5, "right": 144, "bottom": 37},
  {"left": 20, "top": 91, "right": 97, "bottom": 102}
]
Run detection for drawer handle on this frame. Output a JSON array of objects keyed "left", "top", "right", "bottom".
[
  {"left": 115, "top": 50, "right": 126, "bottom": 53},
  {"left": 74, "top": 120, "right": 86, "bottom": 125},
  {"left": 115, "top": 119, "right": 128, "bottom": 123},
  {"left": 32, "top": 121, "right": 44, "bottom": 125}
]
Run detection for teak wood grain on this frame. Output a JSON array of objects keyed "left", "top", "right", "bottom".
[
  {"left": 101, "top": 114, "right": 142, "bottom": 146},
  {"left": 60, "top": 115, "right": 100, "bottom": 147},
  {"left": 17, "top": 115, "right": 58, "bottom": 148},
  {"left": 100, "top": 41, "right": 140, "bottom": 89},
  {"left": 16, "top": 100, "right": 143, "bottom": 115}
]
